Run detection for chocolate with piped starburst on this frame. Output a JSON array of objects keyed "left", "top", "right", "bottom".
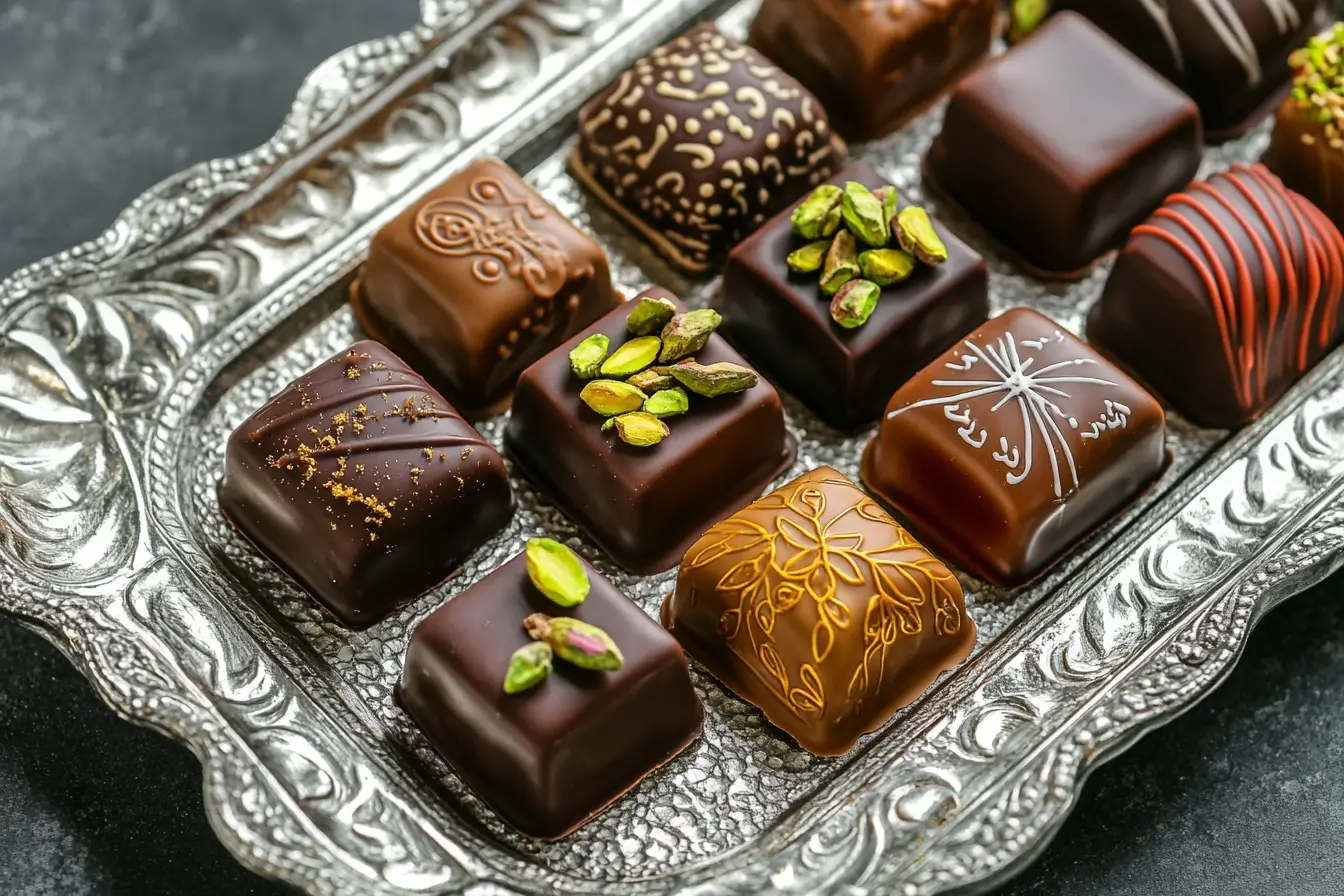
[{"left": 860, "top": 307, "right": 1166, "bottom": 586}]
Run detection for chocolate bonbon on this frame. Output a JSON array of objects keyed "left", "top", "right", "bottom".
[
  {"left": 748, "top": 0, "right": 998, "bottom": 141},
  {"left": 1053, "top": 0, "right": 1320, "bottom": 139},
  {"left": 570, "top": 23, "right": 846, "bottom": 276},
  {"left": 398, "top": 550, "right": 702, "bottom": 839},
  {"left": 1088, "top": 163, "right": 1344, "bottom": 428},
  {"left": 505, "top": 287, "right": 795, "bottom": 574},
  {"left": 662, "top": 466, "right": 976, "bottom": 756},
  {"left": 720, "top": 161, "right": 989, "bottom": 430},
  {"left": 862, "top": 308, "right": 1167, "bottom": 587},
  {"left": 1266, "top": 23, "right": 1344, "bottom": 232},
  {"left": 351, "top": 156, "right": 618, "bottom": 418},
  {"left": 219, "top": 342, "right": 514, "bottom": 629},
  {"left": 924, "top": 12, "right": 1202, "bottom": 278}
]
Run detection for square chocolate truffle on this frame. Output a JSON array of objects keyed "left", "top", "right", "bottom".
[
  {"left": 351, "top": 156, "right": 618, "bottom": 418},
  {"left": 505, "top": 287, "right": 796, "bottom": 574},
  {"left": 748, "top": 0, "right": 999, "bottom": 141},
  {"left": 719, "top": 161, "right": 989, "bottom": 430},
  {"left": 570, "top": 23, "right": 846, "bottom": 276},
  {"left": 398, "top": 551, "right": 703, "bottom": 839},
  {"left": 219, "top": 342, "right": 514, "bottom": 628},
  {"left": 1265, "top": 23, "right": 1344, "bottom": 232},
  {"left": 1053, "top": 0, "right": 1320, "bottom": 139},
  {"left": 1087, "top": 163, "right": 1344, "bottom": 429},
  {"left": 662, "top": 466, "right": 976, "bottom": 756},
  {"left": 925, "top": 12, "right": 1203, "bottom": 278},
  {"left": 861, "top": 308, "right": 1167, "bottom": 587}
]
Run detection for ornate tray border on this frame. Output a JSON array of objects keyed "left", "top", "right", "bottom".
[{"left": 4, "top": 1, "right": 1344, "bottom": 894}]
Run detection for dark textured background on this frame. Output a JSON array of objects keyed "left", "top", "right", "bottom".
[{"left": 0, "top": 1, "right": 1341, "bottom": 894}]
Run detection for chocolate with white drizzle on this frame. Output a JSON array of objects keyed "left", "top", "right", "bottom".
[{"left": 570, "top": 23, "right": 846, "bottom": 275}]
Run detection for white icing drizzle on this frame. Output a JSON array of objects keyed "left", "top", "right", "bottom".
[{"left": 1135, "top": 0, "right": 1301, "bottom": 86}]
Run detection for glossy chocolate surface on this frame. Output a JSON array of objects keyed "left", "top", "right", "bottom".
[
  {"left": 504, "top": 287, "right": 796, "bottom": 574},
  {"left": 862, "top": 308, "right": 1167, "bottom": 587},
  {"left": 719, "top": 161, "right": 989, "bottom": 431},
  {"left": 219, "top": 342, "right": 513, "bottom": 628},
  {"left": 398, "top": 552, "right": 703, "bottom": 839},
  {"left": 570, "top": 23, "right": 845, "bottom": 276},
  {"left": 748, "top": 0, "right": 997, "bottom": 141},
  {"left": 1053, "top": 0, "right": 1320, "bottom": 138},
  {"left": 925, "top": 12, "right": 1203, "bottom": 277},
  {"left": 662, "top": 466, "right": 975, "bottom": 756},
  {"left": 1088, "top": 163, "right": 1344, "bottom": 429},
  {"left": 352, "top": 156, "right": 618, "bottom": 417}
]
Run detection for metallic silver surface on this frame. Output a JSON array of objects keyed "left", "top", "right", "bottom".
[{"left": 3, "top": 1, "right": 1344, "bottom": 894}]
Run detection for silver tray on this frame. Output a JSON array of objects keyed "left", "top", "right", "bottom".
[{"left": 4, "top": 1, "right": 1344, "bottom": 893}]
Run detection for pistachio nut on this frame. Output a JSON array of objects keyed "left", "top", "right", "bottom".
[
  {"left": 611, "top": 411, "right": 670, "bottom": 447},
  {"left": 874, "top": 185, "right": 900, "bottom": 232},
  {"left": 830, "top": 279, "right": 881, "bottom": 329},
  {"left": 1009, "top": 0, "right": 1050, "bottom": 42},
  {"left": 524, "top": 613, "right": 624, "bottom": 671},
  {"left": 859, "top": 248, "right": 917, "bottom": 286},
  {"left": 786, "top": 239, "right": 832, "bottom": 274},
  {"left": 820, "top": 229, "right": 860, "bottom": 296},
  {"left": 579, "top": 379, "right": 647, "bottom": 416},
  {"left": 568, "top": 334, "right": 610, "bottom": 379},
  {"left": 895, "top": 206, "right": 949, "bottom": 265},
  {"left": 625, "top": 295, "right": 677, "bottom": 336},
  {"left": 525, "top": 537, "right": 590, "bottom": 607},
  {"left": 841, "top": 181, "right": 890, "bottom": 246},
  {"left": 643, "top": 387, "right": 690, "bottom": 417},
  {"left": 503, "top": 642, "right": 554, "bottom": 694},
  {"left": 627, "top": 367, "right": 677, "bottom": 393},
  {"left": 659, "top": 308, "right": 722, "bottom": 363},
  {"left": 670, "top": 360, "right": 759, "bottom": 397},
  {"left": 599, "top": 335, "right": 661, "bottom": 377},
  {"left": 790, "top": 184, "right": 844, "bottom": 239}
]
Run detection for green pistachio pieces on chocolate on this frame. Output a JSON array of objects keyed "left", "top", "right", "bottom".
[
  {"left": 503, "top": 641, "right": 554, "bottom": 694},
  {"left": 670, "top": 360, "right": 759, "bottom": 397},
  {"left": 1009, "top": 0, "right": 1049, "bottom": 43},
  {"left": 874, "top": 185, "right": 899, "bottom": 228},
  {"left": 601, "top": 417, "right": 616, "bottom": 431},
  {"left": 786, "top": 239, "right": 831, "bottom": 274},
  {"left": 599, "top": 335, "right": 661, "bottom": 377},
  {"left": 580, "top": 379, "right": 647, "bottom": 416},
  {"left": 643, "top": 387, "right": 689, "bottom": 418},
  {"left": 568, "top": 334, "right": 610, "bottom": 379},
  {"left": 625, "top": 295, "right": 677, "bottom": 336},
  {"left": 658, "top": 308, "right": 722, "bottom": 362},
  {"left": 627, "top": 367, "right": 676, "bottom": 393},
  {"left": 525, "top": 537, "right": 590, "bottom": 607},
  {"left": 820, "top": 230, "right": 860, "bottom": 296},
  {"left": 859, "top": 248, "right": 917, "bottom": 286},
  {"left": 791, "top": 184, "right": 843, "bottom": 239},
  {"left": 524, "top": 613, "right": 624, "bottom": 671},
  {"left": 895, "top": 207, "right": 948, "bottom": 265},
  {"left": 611, "top": 411, "right": 670, "bottom": 447},
  {"left": 841, "top": 181, "right": 890, "bottom": 247},
  {"left": 830, "top": 279, "right": 881, "bottom": 329}
]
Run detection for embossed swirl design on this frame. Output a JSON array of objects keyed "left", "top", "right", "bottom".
[
  {"left": 413, "top": 176, "right": 569, "bottom": 297},
  {"left": 686, "top": 476, "right": 962, "bottom": 717}
]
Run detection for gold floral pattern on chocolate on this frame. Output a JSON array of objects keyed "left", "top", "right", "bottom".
[
  {"left": 681, "top": 470, "right": 963, "bottom": 721},
  {"left": 571, "top": 23, "right": 845, "bottom": 274},
  {"left": 413, "top": 176, "right": 569, "bottom": 298}
]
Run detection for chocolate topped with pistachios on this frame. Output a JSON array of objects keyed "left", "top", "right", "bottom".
[{"left": 570, "top": 23, "right": 846, "bottom": 275}]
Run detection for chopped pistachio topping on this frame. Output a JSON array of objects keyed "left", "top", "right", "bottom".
[{"left": 1290, "top": 23, "right": 1344, "bottom": 138}]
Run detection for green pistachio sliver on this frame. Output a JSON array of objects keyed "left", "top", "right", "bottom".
[
  {"left": 830, "top": 279, "right": 881, "bottom": 329},
  {"left": 670, "top": 360, "right": 759, "bottom": 397},
  {"left": 611, "top": 411, "right": 669, "bottom": 447},
  {"left": 643, "top": 387, "right": 689, "bottom": 417},
  {"left": 820, "top": 230, "right": 859, "bottom": 296},
  {"left": 787, "top": 240, "right": 831, "bottom": 274},
  {"left": 659, "top": 308, "right": 721, "bottom": 362},
  {"left": 503, "top": 642, "right": 553, "bottom": 694},
  {"left": 525, "top": 537, "right": 591, "bottom": 607},
  {"left": 599, "top": 335, "right": 661, "bottom": 377},
  {"left": 895, "top": 206, "right": 949, "bottom": 265},
  {"left": 790, "top": 184, "right": 843, "bottom": 239},
  {"left": 625, "top": 295, "right": 677, "bottom": 336},
  {"left": 579, "top": 379, "right": 647, "bottom": 416},
  {"left": 841, "top": 181, "right": 890, "bottom": 246},
  {"left": 568, "top": 334, "right": 610, "bottom": 379},
  {"left": 525, "top": 613, "right": 624, "bottom": 671}
]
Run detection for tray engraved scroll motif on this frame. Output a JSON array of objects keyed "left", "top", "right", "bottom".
[{"left": 4, "top": 1, "right": 1344, "bottom": 894}]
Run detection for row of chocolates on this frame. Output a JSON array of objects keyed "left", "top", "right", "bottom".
[{"left": 216, "top": 10, "right": 1344, "bottom": 841}]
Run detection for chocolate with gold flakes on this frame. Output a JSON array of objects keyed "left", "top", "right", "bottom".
[
  {"left": 219, "top": 342, "right": 514, "bottom": 629},
  {"left": 748, "top": 0, "right": 999, "bottom": 141},
  {"left": 352, "top": 157, "right": 618, "bottom": 418},
  {"left": 861, "top": 308, "right": 1167, "bottom": 587},
  {"left": 662, "top": 467, "right": 976, "bottom": 756},
  {"left": 570, "top": 23, "right": 846, "bottom": 276}
]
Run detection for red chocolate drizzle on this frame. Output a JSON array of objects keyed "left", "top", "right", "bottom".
[{"left": 1132, "top": 163, "right": 1344, "bottom": 416}]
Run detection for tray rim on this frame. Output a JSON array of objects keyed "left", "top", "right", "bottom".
[{"left": 4, "top": 1, "right": 1344, "bottom": 894}]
